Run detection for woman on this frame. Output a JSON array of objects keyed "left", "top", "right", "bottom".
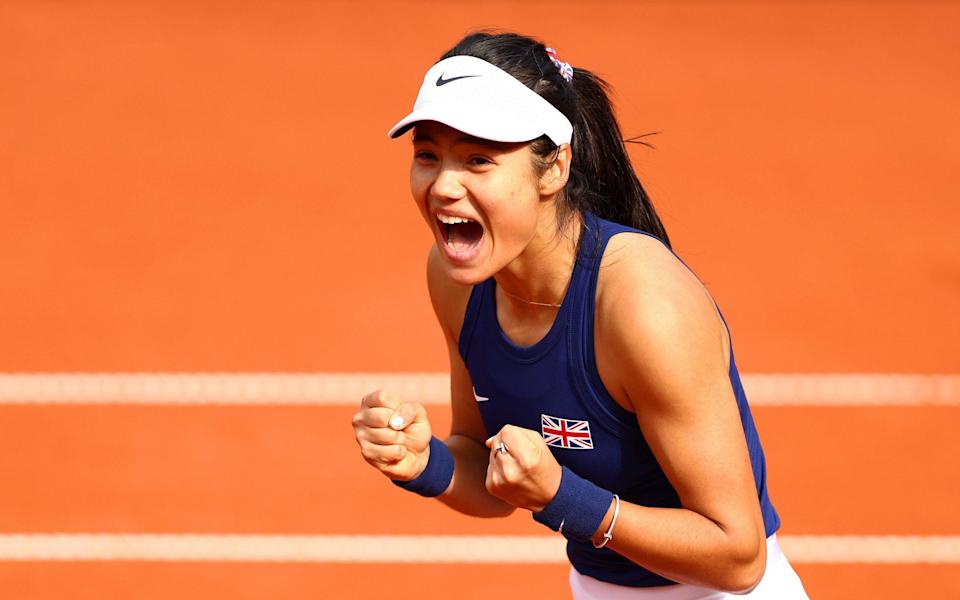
[{"left": 351, "top": 31, "right": 808, "bottom": 599}]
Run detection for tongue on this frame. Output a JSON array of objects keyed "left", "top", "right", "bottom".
[{"left": 448, "top": 221, "right": 483, "bottom": 251}]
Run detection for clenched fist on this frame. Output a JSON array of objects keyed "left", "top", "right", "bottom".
[
  {"left": 484, "top": 424, "right": 563, "bottom": 513},
  {"left": 352, "top": 389, "right": 433, "bottom": 481}
]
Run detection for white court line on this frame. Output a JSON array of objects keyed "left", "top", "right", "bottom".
[
  {"left": 0, "top": 534, "right": 958, "bottom": 564},
  {"left": 0, "top": 373, "right": 958, "bottom": 406}
]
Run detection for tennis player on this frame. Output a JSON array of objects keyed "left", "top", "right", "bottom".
[{"left": 352, "top": 31, "right": 809, "bottom": 598}]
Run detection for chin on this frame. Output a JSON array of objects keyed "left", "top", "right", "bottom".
[
  {"left": 444, "top": 265, "right": 491, "bottom": 287},
  {"left": 438, "top": 250, "right": 495, "bottom": 286}
]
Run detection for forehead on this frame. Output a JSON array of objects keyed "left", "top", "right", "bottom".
[{"left": 412, "top": 122, "right": 527, "bottom": 153}]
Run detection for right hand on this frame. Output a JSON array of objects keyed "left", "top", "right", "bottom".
[{"left": 352, "top": 389, "right": 433, "bottom": 481}]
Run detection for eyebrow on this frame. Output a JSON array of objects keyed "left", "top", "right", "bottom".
[
  {"left": 456, "top": 134, "right": 499, "bottom": 148},
  {"left": 411, "top": 131, "right": 433, "bottom": 143}
]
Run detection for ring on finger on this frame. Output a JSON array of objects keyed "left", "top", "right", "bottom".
[{"left": 497, "top": 441, "right": 509, "bottom": 455}]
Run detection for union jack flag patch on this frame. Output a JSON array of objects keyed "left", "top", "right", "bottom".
[{"left": 541, "top": 414, "right": 594, "bottom": 450}]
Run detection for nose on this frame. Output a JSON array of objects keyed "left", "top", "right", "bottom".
[{"left": 431, "top": 165, "right": 467, "bottom": 201}]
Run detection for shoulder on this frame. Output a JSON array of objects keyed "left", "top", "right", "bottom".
[
  {"left": 594, "top": 232, "right": 730, "bottom": 408},
  {"left": 598, "top": 232, "right": 719, "bottom": 333},
  {"left": 426, "top": 245, "right": 474, "bottom": 343}
]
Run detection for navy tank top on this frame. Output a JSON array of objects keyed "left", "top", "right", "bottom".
[{"left": 457, "top": 212, "right": 780, "bottom": 587}]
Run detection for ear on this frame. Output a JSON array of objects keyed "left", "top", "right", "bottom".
[{"left": 538, "top": 144, "right": 573, "bottom": 197}]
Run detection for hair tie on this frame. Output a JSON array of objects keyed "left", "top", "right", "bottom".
[{"left": 545, "top": 47, "right": 573, "bottom": 82}]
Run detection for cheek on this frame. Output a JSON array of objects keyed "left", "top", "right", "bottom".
[
  {"left": 483, "top": 188, "right": 542, "bottom": 259},
  {"left": 505, "top": 185, "right": 542, "bottom": 232},
  {"left": 408, "top": 166, "right": 427, "bottom": 198},
  {"left": 409, "top": 170, "right": 432, "bottom": 219}
]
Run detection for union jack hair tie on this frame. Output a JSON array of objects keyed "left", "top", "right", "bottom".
[{"left": 545, "top": 47, "right": 574, "bottom": 82}]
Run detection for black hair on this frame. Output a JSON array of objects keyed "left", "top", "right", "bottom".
[{"left": 440, "top": 31, "right": 671, "bottom": 249}]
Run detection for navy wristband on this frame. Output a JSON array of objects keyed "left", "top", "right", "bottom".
[
  {"left": 533, "top": 465, "right": 614, "bottom": 543},
  {"left": 391, "top": 436, "right": 454, "bottom": 497}
]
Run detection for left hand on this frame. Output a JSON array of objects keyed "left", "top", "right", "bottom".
[{"left": 484, "top": 425, "right": 563, "bottom": 513}]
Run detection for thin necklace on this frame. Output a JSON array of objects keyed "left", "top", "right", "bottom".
[{"left": 499, "top": 286, "right": 562, "bottom": 308}]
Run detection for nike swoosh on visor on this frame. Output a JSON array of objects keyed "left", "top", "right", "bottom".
[{"left": 436, "top": 73, "right": 480, "bottom": 86}]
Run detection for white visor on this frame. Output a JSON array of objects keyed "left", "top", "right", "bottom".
[{"left": 388, "top": 55, "right": 573, "bottom": 146}]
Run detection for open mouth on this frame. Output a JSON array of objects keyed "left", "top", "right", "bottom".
[{"left": 437, "top": 213, "right": 484, "bottom": 254}]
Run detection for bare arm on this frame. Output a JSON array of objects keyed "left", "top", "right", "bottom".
[
  {"left": 426, "top": 246, "right": 515, "bottom": 518},
  {"left": 588, "top": 235, "right": 767, "bottom": 592},
  {"left": 351, "top": 247, "right": 512, "bottom": 518}
]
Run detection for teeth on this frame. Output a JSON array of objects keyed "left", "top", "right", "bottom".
[{"left": 437, "top": 214, "right": 473, "bottom": 225}]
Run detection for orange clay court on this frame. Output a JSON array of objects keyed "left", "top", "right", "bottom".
[{"left": 1, "top": 2, "right": 958, "bottom": 599}]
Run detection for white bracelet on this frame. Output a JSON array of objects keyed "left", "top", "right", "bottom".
[{"left": 592, "top": 494, "right": 620, "bottom": 549}]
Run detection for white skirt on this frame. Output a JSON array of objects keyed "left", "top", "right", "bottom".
[{"left": 569, "top": 534, "right": 809, "bottom": 600}]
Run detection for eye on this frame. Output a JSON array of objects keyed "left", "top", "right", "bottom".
[
  {"left": 467, "top": 156, "right": 494, "bottom": 167},
  {"left": 414, "top": 150, "right": 438, "bottom": 162}
]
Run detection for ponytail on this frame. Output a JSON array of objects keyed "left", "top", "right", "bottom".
[
  {"left": 440, "top": 31, "right": 672, "bottom": 249},
  {"left": 565, "top": 68, "right": 671, "bottom": 248}
]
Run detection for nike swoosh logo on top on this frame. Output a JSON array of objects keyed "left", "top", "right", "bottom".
[
  {"left": 473, "top": 387, "right": 489, "bottom": 402},
  {"left": 436, "top": 73, "right": 479, "bottom": 86}
]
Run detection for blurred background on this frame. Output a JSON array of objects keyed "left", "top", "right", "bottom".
[{"left": 1, "top": 1, "right": 958, "bottom": 598}]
